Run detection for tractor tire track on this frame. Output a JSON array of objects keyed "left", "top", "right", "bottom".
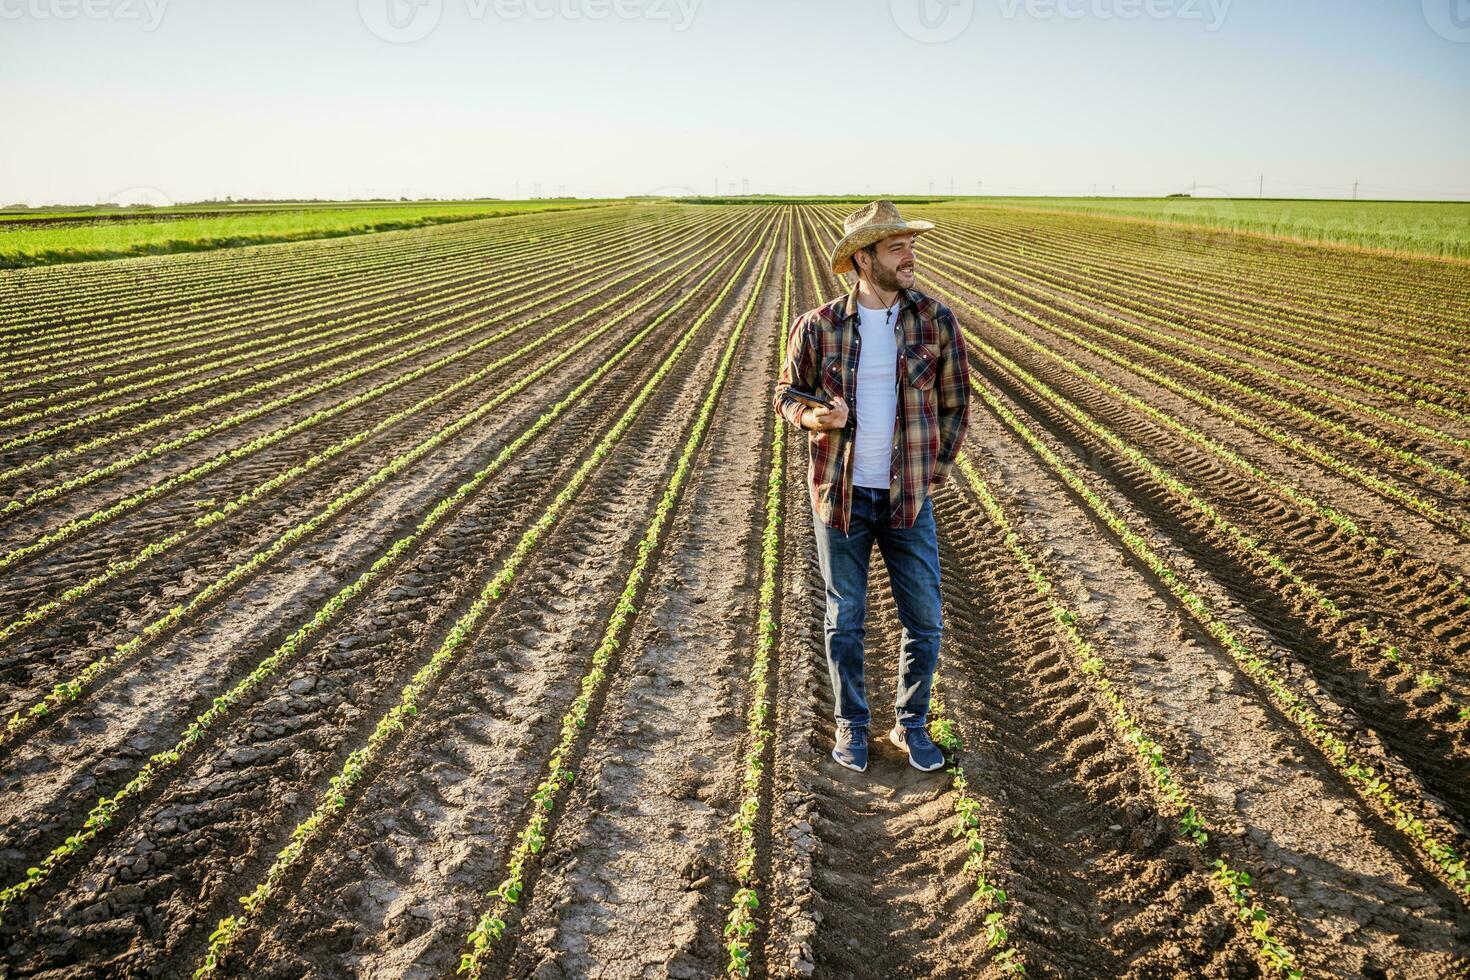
[{"left": 963, "top": 377, "right": 1469, "bottom": 976}]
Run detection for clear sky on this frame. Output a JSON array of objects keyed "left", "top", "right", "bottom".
[{"left": 3, "top": 0, "right": 1467, "bottom": 204}]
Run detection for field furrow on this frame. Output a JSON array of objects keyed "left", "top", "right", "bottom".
[{"left": 3, "top": 199, "right": 1468, "bottom": 977}]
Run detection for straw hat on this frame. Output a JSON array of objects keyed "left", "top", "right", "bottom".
[{"left": 829, "top": 199, "right": 935, "bottom": 276}]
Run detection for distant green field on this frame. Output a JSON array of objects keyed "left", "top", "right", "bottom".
[
  {"left": 947, "top": 197, "right": 1470, "bottom": 259},
  {"left": 671, "top": 196, "right": 950, "bottom": 206},
  {"left": 6, "top": 195, "right": 1465, "bottom": 266},
  {"left": 0, "top": 198, "right": 613, "bottom": 222},
  {"left": 0, "top": 199, "right": 613, "bottom": 267}
]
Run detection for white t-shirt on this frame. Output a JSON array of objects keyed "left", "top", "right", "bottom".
[{"left": 851, "top": 300, "right": 900, "bottom": 489}]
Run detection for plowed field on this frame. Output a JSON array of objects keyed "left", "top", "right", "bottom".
[{"left": 1, "top": 202, "right": 1467, "bottom": 978}]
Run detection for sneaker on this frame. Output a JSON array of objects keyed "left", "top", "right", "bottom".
[
  {"left": 831, "top": 725, "right": 869, "bottom": 772},
  {"left": 890, "top": 724, "right": 946, "bottom": 772}
]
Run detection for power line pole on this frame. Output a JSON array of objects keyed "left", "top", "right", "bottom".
[
  {"left": 1352, "top": 178, "right": 1359, "bottom": 201},
  {"left": 1258, "top": 173, "right": 1263, "bottom": 198}
]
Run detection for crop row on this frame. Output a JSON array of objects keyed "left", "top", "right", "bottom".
[
  {"left": 0, "top": 207, "right": 521, "bottom": 317},
  {"left": 1078, "top": 212, "right": 1470, "bottom": 333},
  {"left": 925, "top": 220, "right": 1470, "bottom": 431},
  {"left": 915, "top": 274, "right": 1469, "bottom": 645},
  {"left": 199, "top": 221, "right": 776, "bottom": 979},
  {"left": 965, "top": 370, "right": 1470, "bottom": 901},
  {"left": 918, "top": 238, "right": 1470, "bottom": 498},
  {"left": 1, "top": 212, "right": 768, "bottom": 744},
  {"left": 1, "top": 208, "right": 664, "bottom": 379},
  {"left": 950, "top": 209, "right": 1470, "bottom": 350},
  {"left": 0, "top": 211, "right": 763, "bottom": 582},
  {"left": 967, "top": 322, "right": 1470, "bottom": 716},
  {"left": 0, "top": 211, "right": 718, "bottom": 470},
  {"left": 915, "top": 205, "right": 1470, "bottom": 339},
  {"left": 0, "top": 215, "right": 569, "bottom": 367},
  {"left": 721, "top": 210, "right": 792, "bottom": 976},
  {"left": 0, "top": 210, "right": 752, "bottom": 647},
  {"left": 925, "top": 675, "right": 1028, "bottom": 974},
  {"left": 455, "top": 230, "right": 775, "bottom": 979},
  {"left": 951, "top": 453, "right": 1302, "bottom": 976},
  {"left": 0, "top": 208, "right": 635, "bottom": 375},
  {"left": 0, "top": 205, "right": 637, "bottom": 337},
  {"left": 918, "top": 252, "right": 1470, "bottom": 538},
  {"left": 933, "top": 213, "right": 1470, "bottom": 389},
  {"left": 913, "top": 244, "right": 1470, "bottom": 672},
  {"left": 0, "top": 208, "right": 694, "bottom": 430},
  {"left": 0, "top": 209, "right": 782, "bottom": 933}
]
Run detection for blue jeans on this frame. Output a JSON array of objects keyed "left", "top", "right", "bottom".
[{"left": 812, "top": 485, "right": 943, "bottom": 732}]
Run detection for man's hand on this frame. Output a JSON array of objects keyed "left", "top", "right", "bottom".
[{"left": 805, "top": 395, "right": 848, "bottom": 431}]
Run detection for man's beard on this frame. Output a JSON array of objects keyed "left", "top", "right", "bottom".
[{"left": 869, "top": 259, "right": 908, "bottom": 292}]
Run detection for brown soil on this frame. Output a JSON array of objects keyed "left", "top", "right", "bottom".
[{"left": 2, "top": 203, "right": 1468, "bottom": 978}]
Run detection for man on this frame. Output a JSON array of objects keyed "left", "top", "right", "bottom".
[{"left": 772, "top": 200, "right": 971, "bottom": 774}]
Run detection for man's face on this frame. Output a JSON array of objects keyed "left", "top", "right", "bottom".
[{"left": 860, "top": 232, "right": 917, "bottom": 290}]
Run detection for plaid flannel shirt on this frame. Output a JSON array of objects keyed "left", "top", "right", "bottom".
[{"left": 772, "top": 280, "right": 971, "bottom": 535}]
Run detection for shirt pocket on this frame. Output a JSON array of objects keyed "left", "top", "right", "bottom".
[
  {"left": 904, "top": 343, "right": 938, "bottom": 390},
  {"left": 820, "top": 353, "right": 844, "bottom": 397}
]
